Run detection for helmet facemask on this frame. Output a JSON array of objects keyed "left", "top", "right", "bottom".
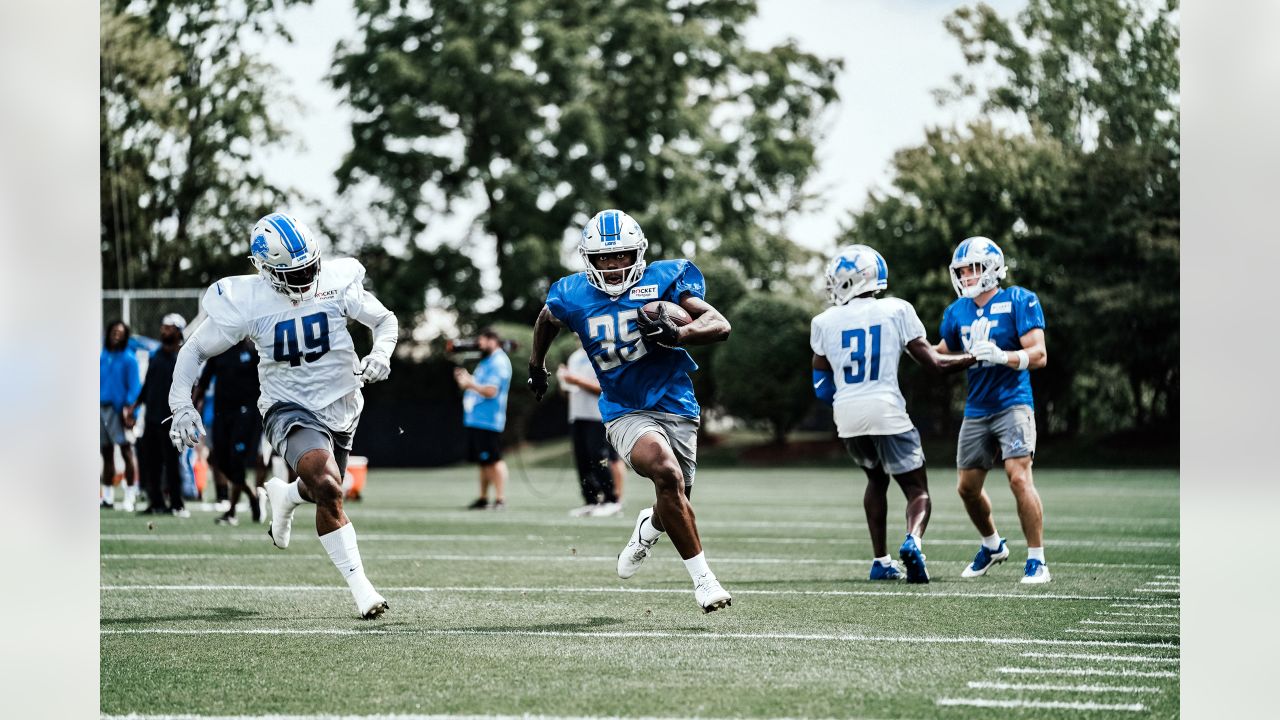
[
  {"left": 949, "top": 237, "right": 1007, "bottom": 298},
  {"left": 249, "top": 212, "right": 323, "bottom": 302},
  {"left": 256, "top": 255, "right": 322, "bottom": 302},
  {"left": 579, "top": 209, "right": 649, "bottom": 296}
]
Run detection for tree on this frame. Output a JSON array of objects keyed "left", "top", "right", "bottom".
[
  {"left": 100, "top": 0, "right": 309, "bottom": 291},
  {"left": 331, "top": 0, "right": 840, "bottom": 323},
  {"left": 713, "top": 293, "right": 818, "bottom": 443},
  {"left": 841, "top": 0, "right": 1179, "bottom": 433}
]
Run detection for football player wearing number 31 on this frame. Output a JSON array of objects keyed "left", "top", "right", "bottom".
[
  {"left": 527, "top": 209, "right": 734, "bottom": 613},
  {"left": 810, "top": 245, "right": 975, "bottom": 585},
  {"left": 167, "top": 212, "right": 400, "bottom": 618},
  {"left": 937, "top": 236, "right": 1051, "bottom": 584}
]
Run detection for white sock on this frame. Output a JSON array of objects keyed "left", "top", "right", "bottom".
[
  {"left": 1027, "top": 546, "right": 1045, "bottom": 562},
  {"left": 320, "top": 523, "right": 370, "bottom": 591},
  {"left": 124, "top": 483, "right": 136, "bottom": 504},
  {"left": 683, "top": 552, "right": 713, "bottom": 584},
  {"left": 639, "top": 509, "right": 663, "bottom": 542},
  {"left": 285, "top": 480, "right": 307, "bottom": 506},
  {"left": 874, "top": 555, "right": 892, "bottom": 566},
  {"left": 100, "top": 485, "right": 110, "bottom": 502},
  {"left": 982, "top": 532, "right": 1002, "bottom": 550}
]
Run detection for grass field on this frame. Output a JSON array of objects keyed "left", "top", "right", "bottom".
[{"left": 101, "top": 464, "right": 1179, "bottom": 719}]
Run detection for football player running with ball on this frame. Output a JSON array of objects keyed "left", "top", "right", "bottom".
[
  {"left": 527, "top": 209, "right": 734, "bottom": 613},
  {"left": 168, "top": 212, "right": 399, "bottom": 618},
  {"left": 937, "top": 236, "right": 1051, "bottom": 584},
  {"left": 810, "top": 245, "right": 975, "bottom": 584}
]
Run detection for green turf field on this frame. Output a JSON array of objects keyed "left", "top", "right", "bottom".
[{"left": 100, "top": 465, "right": 1179, "bottom": 719}]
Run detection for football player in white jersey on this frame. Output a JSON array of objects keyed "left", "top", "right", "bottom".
[
  {"left": 810, "top": 245, "right": 974, "bottom": 583},
  {"left": 167, "top": 212, "right": 399, "bottom": 619}
]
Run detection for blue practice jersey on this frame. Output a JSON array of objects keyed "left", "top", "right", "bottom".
[
  {"left": 463, "top": 348, "right": 512, "bottom": 432},
  {"left": 546, "top": 260, "right": 705, "bottom": 423},
  {"left": 939, "top": 286, "right": 1046, "bottom": 418}
]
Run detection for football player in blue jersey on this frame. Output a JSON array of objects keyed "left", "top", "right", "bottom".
[
  {"left": 527, "top": 209, "right": 734, "bottom": 613},
  {"left": 936, "top": 236, "right": 1051, "bottom": 584}
]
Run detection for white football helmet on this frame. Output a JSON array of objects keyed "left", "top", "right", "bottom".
[
  {"left": 949, "top": 236, "right": 1007, "bottom": 298},
  {"left": 825, "top": 244, "right": 888, "bottom": 306},
  {"left": 579, "top": 209, "right": 648, "bottom": 296},
  {"left": 249, "top": 212, "right": 322, "bottom": 302}
]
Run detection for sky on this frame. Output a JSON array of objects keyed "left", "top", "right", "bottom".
[{"left": 252, "top": 0, "right": 1027, "bottom": 307}]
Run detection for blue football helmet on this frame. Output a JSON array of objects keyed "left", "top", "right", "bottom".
[
  {"left": 580, "top": 209, "right": 648, "bottom": 296},
  {"left": 949, "top": 236, "right": 1007, "bottom": 298},
  {"left": 824, "top": 244, "right": 888, "bottom": 305},
  {"left": 249, "top": 212, "right": 322, "bottom": 302}
]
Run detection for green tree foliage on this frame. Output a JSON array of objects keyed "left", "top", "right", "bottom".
[
  {"left": 713, "top": 293, "right": 818, "bottom": 443},
  {"left": 331, "top": 0, "right": 840, "bottom": 323},
  {"left": 841, "top": 0, "right": 1178, "bottom": 434},
  {"left": 100, "top": 0, "right": 309, "bottom": 290}
]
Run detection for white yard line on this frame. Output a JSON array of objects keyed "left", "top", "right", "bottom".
[
  {"left": 1098, "top": 612, "right": 1179, "bottom": 619},
  {"left": 1080, "top": 619, "right": 1180, "bottom": 628},
  {"left": 1110, "top": 602, "right": 1179, "bottom": 610},
  {"left": 98, "top": 552, "right": 1177, "bottom": 570},
  {"left": 936, "top": 698, "right": 1145, "bottom": 712},
  {"left": 1064, "top": 628, "right": 1178, "bottom": 637},
  {"left": 1133, "top": 588, "right": 1181, "bottom": 594},
  {"left": 1019, "top": 652, "right": 1179, "bottom": 664},
  {"left": 966, "top": 680, "right": 1161, "bottom": 693},
  {"left": 98, "top": 583, "right": 1152, "bottom": 603},
  {"left": 97, "top": 626, "right": 1173, "bottom": 649},
  {"left": 999, "top": 667, "right": 1178, "bottom": 679},
  {"left": 99, "top": 715, "right": 823, "bottom": 720}
]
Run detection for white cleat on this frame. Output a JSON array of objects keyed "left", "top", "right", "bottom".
[
  {"left": 1020, "top": 559, "right": 1052, "bottom": 584},
  {"left": 357, "top": 591, "right": 389, "bottom": 620},
  {"left": 263, "top": 477, "right": 297, "bottom": 549},
  {"left": 568, "top": 504, "right": 598, "bottom": 518},
  {"left": 694, "top": 574, "right": 732, "bottom": 613},
  {"left": 617, "top": 506, "right": 659, "bottom": 579},
  {"left": 589, "top": 501, "right": 623, "bottom": 518}
]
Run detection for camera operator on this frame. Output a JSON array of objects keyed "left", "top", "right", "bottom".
[{"left": 453, "top": 328, "right": 512, "bottom": 510}]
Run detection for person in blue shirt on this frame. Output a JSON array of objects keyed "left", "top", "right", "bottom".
[
  {"left": 936, "top": 236, "right": 1051, "bottom": 584},
  {"left": 100, "top": 320, "right": 142, "bottom": 509},
  {"left": 528, "top": 209, "right": 734, "bottom": 613},
  {"left": 455, "top": 328, "right": 513, "bottom": 510}
]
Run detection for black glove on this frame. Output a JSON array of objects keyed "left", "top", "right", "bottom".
[
  {"left": 635, "top": 304, "right": 681, "bottom": 348},
  {"left": 527, "top": 364, "right": 550, "bottom": 401}
]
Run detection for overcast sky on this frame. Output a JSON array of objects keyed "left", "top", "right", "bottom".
[{"left": 252, "top": 0, "right": 1026, "bottom": 305}]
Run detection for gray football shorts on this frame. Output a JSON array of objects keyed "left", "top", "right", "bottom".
[
  {"left": 843, "top": 428, "right": 925, "bottom": 476},
  {"left": 956, "top": 404, "right": 1037, "bottom": 470},
  {"left": 605, "top": 410, "right": 698, "bottom": 493},
  {"left": 100, "top": 404, "right": 132, "bottom": 447},
  {"left": 262, "top": 402, "right": 357, "bottom": 478}
]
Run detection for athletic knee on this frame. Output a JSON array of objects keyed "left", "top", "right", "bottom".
[
  {"left": 1007, "top": 470, "right": 1034, "bottom": 494},
  {"left": 647, "top": 459, "right": 685, "bottom": 494},
  {"left": 956, "top": 480, "right": 982, "bottom": 501},
  {"left": 309, "top": 474, "right": 344, "bottom": 507}
]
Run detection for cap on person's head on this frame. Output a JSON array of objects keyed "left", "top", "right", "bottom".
[
  {"left": 478, "top": 327, "right": 500, "bottom": 341},
  {"left": 162, "top": 313, "right": 187, "bottom": 332}
]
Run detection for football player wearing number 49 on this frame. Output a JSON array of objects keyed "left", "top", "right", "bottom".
[
  {"left": 168, "top": 212, "right": 399, "bottom": 619},
  {"left": 810, "top": 245, "right": 975, "bottom": 584},
  {"left": 937, "top": 236, "right": 1051, "bottom": 584},
  {"left": 527, "top": 209, "right": 734, "bottom": 613}
]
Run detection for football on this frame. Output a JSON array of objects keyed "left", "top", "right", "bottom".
[{"left": 640, "top": 300, "right": 693, "bottom": 326}]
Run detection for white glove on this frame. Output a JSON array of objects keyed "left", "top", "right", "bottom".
[
  {"left": 969, "top": 316, "right": 992, "bottom": 344},
  {"left": 168, "top": 405, "right": 205, "bottom": 449},
  {"left": 357, "top": 354, "right": 391, "bottom": 384},
  {"left": 969, "top": 340, "right": 1008, "bottom": 366}
]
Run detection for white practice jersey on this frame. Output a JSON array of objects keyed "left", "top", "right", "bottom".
[
  {"left": 196, "top": 258, "right": 381, "bottom": 433},
  {"left": 810, "top": 296, "right": 926, "bottom": 437}
]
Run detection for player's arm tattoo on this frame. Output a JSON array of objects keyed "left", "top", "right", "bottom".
[
  {"left": 529, "top": 304, "right": 563, "bottom": 369},
  {"left": 905, "top": 337, "right": 976, "bottom": 375},
  {"left": 676, "top": 294, "right": 731, "bottom": 345}
]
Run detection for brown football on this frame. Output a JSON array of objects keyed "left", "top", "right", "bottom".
[{"left": 640, "top": 300, "right": 693, "bottom": 326}]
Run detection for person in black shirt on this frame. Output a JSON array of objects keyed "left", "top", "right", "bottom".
[
  {"left": 131, "top": 314, "right": 188, "bottom": 516},
  {"left": 195, "top": 338, "right": 264, "bottom": 525}
]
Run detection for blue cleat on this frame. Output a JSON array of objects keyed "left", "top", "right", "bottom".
[
  {"left": 960, "top": 538, "right": 1009, "bottom": 578},
  {"left": 869, "top": 559, "right": 905, "bottom": 581},
  {"left": 898, "top": 534, "right": 930, "bottom": 584},
  {"left": 1021, "top": 558, "right": 1052, "bottom": 584}
]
